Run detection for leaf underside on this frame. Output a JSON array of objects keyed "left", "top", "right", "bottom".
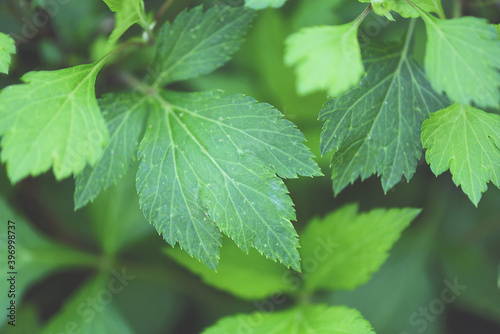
[{"left": 320, "top": 41, "right": 448, "bottom": 195}]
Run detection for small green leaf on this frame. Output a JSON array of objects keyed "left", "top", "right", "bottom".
[
  {"left": 137, "top": 90, "right": 321, "bottom": 271},
  {"left": 320, "top": 41, "right": 448, "bottom": 195},
  {"left": 0, "top": 62, "right": 109, "bottom": 183},
  {"left": 420, "top": 14, "right": 500, "bottom": 108},
  {"left": 41, "top": 275, "right": 134, "bottom": 334},
  {"left": 74, "top": 93, "right": 148, "bottom": 209},
  {"left": 148, "top": 6, "right": 255, "bottom": 87},
  {"left": 300, "top": 204, "right": 420, "bottom": 292},
  {"left": 0, "top": 32, "right": 15, "bottom": 74},
  {"left": 359, "top": 0, "right": 445, "bottom": 18},
  {"left": 421, "top": 104, "right": 500, "bottom": 206},
  {"left": 103, "top": 0, "right": 147, "bottom": 51},
  {"left": 165, "top": 238, "right": 292, "bottom": 300},
  {"left": 285, "top": 20, "right": 364, "bottom": 97},
  {"left": 246, "top": 0, "right": 287, "bottom": 9},
  {"left": 202, "top": 304, "right": 375, "bottom": 334}
]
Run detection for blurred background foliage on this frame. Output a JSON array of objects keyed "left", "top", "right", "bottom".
[{"left": 1, "top": 0, "right": 500, "bottom": 333}]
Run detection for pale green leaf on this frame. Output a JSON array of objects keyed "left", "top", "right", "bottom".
[
  {"left": 0, "top": 198, "right": 99, "bottom": 328},
  {"left": 74, "top": 93, "right": 148, "bottom": 209},
  {"left": 0, "top": 32, "right": 15, "bottom": 74},
  {"left": 246, "top": 0, "right": 287, "bottom": 9},
  {"left": 202, "top": 304, "right": 375, "bottom": 334},
  {"left": 41, "top": 275, "right": 134, "bottom": 334},
  {"left": 421, "top": 104, "right": 500, "bottom": 206},
  {"left": 164, "top": 238, "right": 292, "bottom": 300},
  {"left": 420, "top": 14, "right": 500, "bottom": 108},
  {"left": 300, "top": 204, "right": 420, "bottom": 291},
  {"left": 359, "top": 0, "right": 445, "bottom": 18},
  {"left": 285, "top": 21, "right": 364, "bottom": 97},
  {"left": 137, "top": 90, "right": 321, "bottom": 271},
  {"left": 320, "top": 41, "right": 448, "bottom": 194},
  {"left": 149, "top": 6, "right": 255, "bottom": 87},
  {"left": 0, "top": 63, "right": 109, "bottom": 183},
  {"left": 104, "top": 0, "right": 147, "bottom": 51}
]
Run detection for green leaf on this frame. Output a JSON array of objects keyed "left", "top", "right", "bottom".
[
  {"left": 359, "top": 0, "right": 445, "bottom": 18},
  {"left": 165, "top": 238, "right": 292, "bottom": 300},
  {"left": 202, "top": 304, "right": 375, "bottom": 334},
  {"left": 419, "top": 14, "right": 500, "bottom": 108},
  {"left": 421, "top": 104, "right": 500, "bottom": 206},
  {"left": 0, "top": 32, "right": 15, "bottom": 74},
  {"left": 0, "top": 198, "right": 99, "bottom": 328},
  {"left": 0, "top": 62, "right": 109, "bottom": 183},
  {"left": 300, "top": 204, "right": 420, "bottom": 292},
  {"left": 285, "top": 20, "right": 364, "bottom": 97},
  {"left": 41, "top": 275, "right": 135, "bottom": 334},
  {"left": 137, "top": 90, "right": 321, "bottom": 271},
  {"left": 74, "top": 93, "right": 148, "bottom": 209},
  {"left": 245, "top": 0, "right": 287, "bottom": 9},
  {"left": 103, "top": 0, "right": 147, "bottom": 51},
  {"left": 148, "top": 6, "right": 255, "bottom": 87},
  {"left": 320, "top": 41, "right": 448, "bottom": 195}
]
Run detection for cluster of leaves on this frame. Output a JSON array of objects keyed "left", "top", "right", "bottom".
[
  {"left": 1, "top": 0, "right": 499, "bottom": 331},
  {"left": 0, "top": 0, "right": 323, "bottom": 273},
  {"left": 0, "top": 192, "right": 420, "bottom": 332},
  {"left": 285, "top": 0, "right": 500, "bottom": 206}
]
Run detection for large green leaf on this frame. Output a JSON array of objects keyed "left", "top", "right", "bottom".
[
  {"left": 74, "top": 93, "right": 148, "bottom": 209},
  {"left": 300, "top": 204, "right": 420, "bottom": 292},
  {"left": 148, "top": 6, "right": 255, "bottom": 87},
  {"left": 320, "top": 41, "right": 448, "bottom": 195},
  {"left": 41, "top": 275, "right": 135, "bottom": 334},
  {"left": 285, "top": 20, "right": 364, "bottom": 97},
  {"left": 421, "top": 104, "right": 500, "bottom": 206},
  {"left": 137, "top": 90, "right": 321, "bottom": 271},
  {"left": 202, "top": 304, "right": 375, "bottom": 334},
  {"left": 419, "top": 13, "right": 500, "bottom": 108},
  {"left": 0, "top": 32, "right": 15, "bottom": 74},
  {"left": 0, "top": 63, "right": 109, "bottom": 183},
  {"left": 165, "top": 238, "right": 292, "bottom": 300},
  {"left": 245, "top": 0, "right": 287, "bottom": 9}
]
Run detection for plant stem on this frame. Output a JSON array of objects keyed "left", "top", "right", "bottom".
[
  {"left": 354, "top": 4, "right": 372, "bottom": 28},
  {"left": 155, "top": 0, "right": 175, "bottom": 25}
]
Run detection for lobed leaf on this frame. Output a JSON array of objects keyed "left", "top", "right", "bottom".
[
  {"left": 0, "top": 63, "right": 109, "bottom": 183},
  {"left": 137, "top": 90, "right": 321, "bottom": 271},
  {"left": 300, "top": 204, "right": 420, "bottom": 292},
  {"left": 74, "top": 93, "right": 148, "bottom": 209},
  {"left": 320, "top": 41, "right": 448, "bottom": 195},
  {"left": 0, "top": 32, "right": 15, "bottom": 74},
  {"left": 421, "top": 104, "right": 500, "bottom": 206},
  {"left": 202, "top": 304, "right": 375, "bottom": 334},
  {"left": 285, "top": 21, "right": 364, "bottom": 97},
  {"left": 148, "top": 5, "right": 255, "bottom": 87},
  {"left": 420, "top": 13, "right": 500, "bottom": 108}
]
